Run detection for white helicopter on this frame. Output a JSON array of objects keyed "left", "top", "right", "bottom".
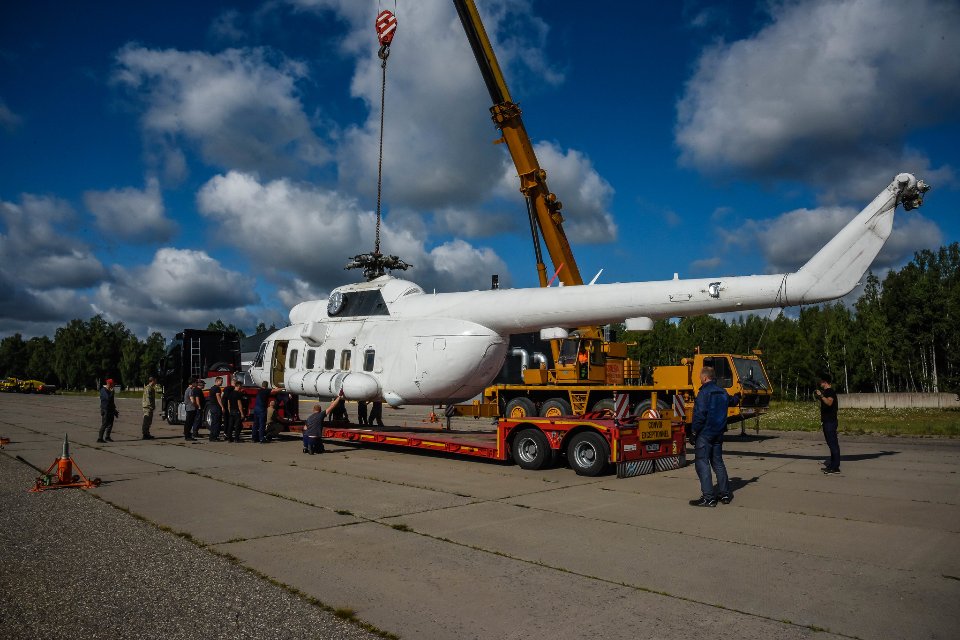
[{"left": 249, "top": 173, "right": 928, "bottom": 407}]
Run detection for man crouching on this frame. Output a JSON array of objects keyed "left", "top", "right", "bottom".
[{"left": 303, "top": 391, "right": 344, "bottom": 455}]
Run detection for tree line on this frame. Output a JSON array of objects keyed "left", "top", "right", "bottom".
[
  {"left": 1, "top": 244, "right": 957, "bottom": 396},
  {"left": 0, "top": 319, "right": 273, "bottom": 391}
]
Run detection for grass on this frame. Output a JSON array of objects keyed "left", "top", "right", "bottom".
[{"left": 759, "top": 401, "right": 960, "bottom": 437}]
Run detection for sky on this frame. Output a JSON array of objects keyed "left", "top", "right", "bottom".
[{"left": 1, "top": 0, "right": 958, "bottom": 339}]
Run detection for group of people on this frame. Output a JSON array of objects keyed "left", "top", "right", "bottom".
[
  {"left": 101, "top": 376, "right": 385, "bottom": 453},
  {"left": 689, "top": 367, "right": 841, "bottom": 508}
]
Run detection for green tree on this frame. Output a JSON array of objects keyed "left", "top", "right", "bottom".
[
  {"left": 207, "top": 319, "right": 246, "bottom": 338},
  {"left": 24, "top": 336, "right": 56, "bottom": 384},
  {"left": 0, "top": 333, "right": 27, "bottom": 378}
]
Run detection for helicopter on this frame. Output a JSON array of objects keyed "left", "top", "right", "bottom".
[{"left": 248, "top": 173, "right": 929, "bottom": 407}]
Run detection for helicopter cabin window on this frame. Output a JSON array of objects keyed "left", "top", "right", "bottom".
[
  {"left": 363, "top": 348, "right": 375, "bottom": 372},
  {"left": 340, "top": 350, "right": 351, "bottom": 371},
  {"left": 288, "top": 349, "right": 298, "bottom": 369},
  {"left": 253, "top": 342, "right": 266, "bottom": 368},
  {"left": 306, "top": 349, "right": 316, "bottom": 369},
  {"left": 325, "top": 349, "right": 335, "bottom": 370}
]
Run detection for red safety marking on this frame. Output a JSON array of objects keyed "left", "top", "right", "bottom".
[
  {"left": 376, "top": 10, "right": 397, "bottom": 46},
  {"left": 614, "top": 393, "right": 629, "bottom": 421},
  {"left": 673, "top": 393, "right": 686, "bottom": 420}
]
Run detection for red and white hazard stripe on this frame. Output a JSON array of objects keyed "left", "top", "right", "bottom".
[
  {"left": 614, "top": 393, "right": 629, "bottom": 422},
  {"left": 673, "top": 394, "right": 686, "bottom": 421}
]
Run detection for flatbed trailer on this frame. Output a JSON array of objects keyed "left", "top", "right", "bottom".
[{"left": 322, "top": 412, "right": 687, "bottom": 478}]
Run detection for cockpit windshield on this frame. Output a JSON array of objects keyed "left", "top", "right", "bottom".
[{"left": 733, "top": 357, "right": 770, "bottom": 390}]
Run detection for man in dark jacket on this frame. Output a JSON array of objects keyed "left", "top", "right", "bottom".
[
  {"left": 689, "top": 367, "right": 739, "bottom": 507},
  {"left": 97, "top": 378, "right": 118, "bottom": 443},
  {"left": 303, "top": 392, "right": 344, "bottom": 454},
  {"left": 815, "top": 374, "right": 841, "bottom": 474}
]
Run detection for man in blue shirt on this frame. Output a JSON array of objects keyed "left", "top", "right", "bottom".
[{"left": 689, "top": 366, "right": 739, "bottom": 507}]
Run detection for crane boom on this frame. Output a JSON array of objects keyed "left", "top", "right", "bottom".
[{"left": 453, "top": 0, "right": 583, "bottom": 289}]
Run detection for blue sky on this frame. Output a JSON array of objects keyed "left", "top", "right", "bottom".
[{"left": 2, "top": 0, "right": 958, "bottom": 338}]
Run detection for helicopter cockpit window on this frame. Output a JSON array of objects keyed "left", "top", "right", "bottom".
[
  {"left": 253, "top": 343, "right": 266, "bottom": 368},
  {"left": 331, "top": 290, "right": 390, "bottom": 317}
]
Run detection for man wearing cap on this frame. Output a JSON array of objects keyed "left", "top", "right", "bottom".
[
  {"left": 815, "top": 374, "right": 841, "bottom": 474},
  {"left": 98, "top": 378, "right": 119, "bottom": 443}
]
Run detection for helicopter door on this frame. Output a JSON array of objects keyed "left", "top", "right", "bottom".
[{"left": 271, "top": 341, "right": 289, "bottom": 387}]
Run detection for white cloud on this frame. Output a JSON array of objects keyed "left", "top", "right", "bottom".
[
  {"left": 196, "top": 171, "right": 510, "bottom": 297},
  {"left": 93, "top": 248, "right": 259, "bottom": 335},
  {"left": 0, "top": 194, "right": 105, "bottom": 289},
  {"left": 113, "top": 45, "right": 329, "bottom": 177},
  {"left": 749, "top": 206, "right": 943, "bottom": 273},
  {"left": 84, "top": 177, "right": 176, "bottom": 242},
  {"left": 676, "top": 0, "right": 960, "bottom": 200},
  {"left": 496, "top": 141, "right": 617, "bottom": 244}
]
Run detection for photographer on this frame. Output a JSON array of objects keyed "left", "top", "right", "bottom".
[{"left": 815, "top": 374, "right": 841, "bottom": 474}]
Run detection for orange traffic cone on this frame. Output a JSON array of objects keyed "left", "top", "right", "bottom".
[{"left": 31, "top": 434, "right": 101, "bottom": 492}]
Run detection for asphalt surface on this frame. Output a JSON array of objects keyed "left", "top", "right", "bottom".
[
  {"left": 0, "top": 447, "right": 382, "bottom": 639},
  {"left": 2, "top": 393, "right": 959, "bottom": 639}
]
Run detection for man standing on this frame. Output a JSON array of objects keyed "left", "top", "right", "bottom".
[
  {"left": 816, "top": 374, "right": 841, "bottom": 474},
  {"left": 252, "top": 381, "right": 278, "bottom": 443},
  {"left": 222, "top": 379, "right": 245, "bottom": 442},
  {"left": 207, "top": 377, "right": 225, "bottom": 441},
  {"left": 141, "top": 376, "right": 157, "bottom": 440},
  {"left": 183, "top": 380, "right": 198, "bottom": 441},
  {"left": 191, "top": 379, "right": 206, "bottom": 440},
  {"left": 369, "top": 401, "right": 384, "bottom": 427},
  {"left": 303, "top": 392, "right": 344, "bottom": 454},
  {"left": 689, "top": 367, "right": 738, "bottom": 507},
  {"left": 98, "top": 378, "right": 119, "bottom": 443}
]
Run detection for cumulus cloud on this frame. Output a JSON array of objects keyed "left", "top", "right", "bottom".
[
  {"left": 676, "top": 0, "right": 960, "bottom": 200},
  {"left": 748, "top": 206, "right": 943, "bottom": 273},
  {"left": 84, "top": 177, "right": 176, "bottom": 242},
  {"left": 496, "top": 141, "right": 617, "bottom": 243},
  {"left": 197, "top": 171, "right": 509, "bottom": 296},
  {"left": 0, "top": 194, "right": 105, "bottom": 289},
  {"left": 113, "top": 45, "right": 329, "bottom": 177},
  {"left": 93, "top": 247, "right": 259, "bottom": 335}
]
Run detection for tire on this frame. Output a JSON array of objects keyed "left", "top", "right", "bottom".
[
  {"left": 634, "top": 397, "right": 670, "bottom": 419},
  {"left": 567, "top": 431, "right": 610, "bottom": 476},
  {"left": 165, "top": 400, "right": 180, "bottom": 425},
  {"left": 590, "top": 398, "right": 615, "bottom": 415},
  {"left": 540, "top": 397, "right": 572, "bottom": 418},
  {"left": 504, "top": 397, "right": 536, "bottom": 419},
  {"left": 511, "top": 428, "right": 552, "bottom": 471}
]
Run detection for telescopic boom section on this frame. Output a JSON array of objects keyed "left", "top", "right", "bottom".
[{"left": 453, "top": 0, "right": 583, "bottom": 289}]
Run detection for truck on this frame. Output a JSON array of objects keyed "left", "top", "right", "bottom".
[
  {"left": 449, "top": 0, "right": 772, "bottom": 428},
  {"left": 158, "top": 329, "right": 300, "bottom": 428}
]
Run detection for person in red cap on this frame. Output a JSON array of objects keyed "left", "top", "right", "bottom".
[{"left": 98, "top": 378, "right": 119, "bottom": 443}]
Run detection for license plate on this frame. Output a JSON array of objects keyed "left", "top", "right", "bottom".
[{"left": 645, "top": 443, "right": 661, "bottom": 452}]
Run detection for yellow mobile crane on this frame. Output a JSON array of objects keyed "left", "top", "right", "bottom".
[{"left": 451, "top": 0, "right": 772, "bottom": 425}]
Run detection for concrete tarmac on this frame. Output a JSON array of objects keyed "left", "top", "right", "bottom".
[{"left": 2, "top": 393, "right": 959, "bottom": 639}]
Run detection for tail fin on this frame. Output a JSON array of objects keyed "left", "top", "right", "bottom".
[{"left": 786, "top": 173, "right": 929, "bottom": 305}]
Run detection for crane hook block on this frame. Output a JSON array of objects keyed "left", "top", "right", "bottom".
[{"left": 376, "top": 10, "right": 397, "bottom": 46}]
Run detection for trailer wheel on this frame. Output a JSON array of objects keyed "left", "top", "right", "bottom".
[
  {"left": 567, "top": 431, "right": 610, "bottom": 477},
  {"left": 540, "top": 397, "right": 572, "bottom": 418},
  {"left": 165, "top": 400, "right": 179, "bottom": 425},
  {"left": 512, "top": 428, "right": 552, "bottom": 471},
  {"left": 505, "top": 397, "right": 536, "bottom": 419}
]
